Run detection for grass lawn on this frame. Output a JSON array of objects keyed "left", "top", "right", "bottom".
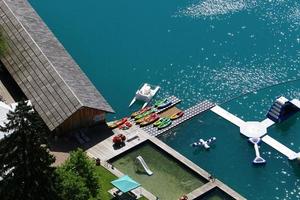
[{"left": 92, "top": 165, "right": 148, "bottom": 200}]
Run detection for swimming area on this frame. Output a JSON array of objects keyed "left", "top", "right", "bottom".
[{"left": 29, "top": 0, "right": 300, "bottom": 199}]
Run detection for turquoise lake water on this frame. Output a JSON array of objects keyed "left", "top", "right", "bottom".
[{"left": 29, "top": 0, "right": 300, "bottom": 199}]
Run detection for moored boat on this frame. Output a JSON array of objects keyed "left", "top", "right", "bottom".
[
  {"left": 116, "top": 118, "right": 128, "bottom": 126},
  {"left": 131, "top": 106, "right": 151, "bottom": 118},
  {"left": 157, "top": 118, "right": 172, "bottom": 129},
  {"left": 157, "top": 100, "right": 172, "bottom": 109},
  {"left": 153, "top": 117, "right": 170, "bottom": 127},
  {"left": 129, "top": 83, "right": 160, "bottom": 108},
  {"left": 140, "top": 113, "right": 160, "bottom": 127},
  {"left": 134, "top": 108, "right": 155, "bottom": 121},
  {"left": 108, "top": 118, "right": 128, "bottom": 129},
  {"left": 170, "top": 111, "right": 184, "bottom": 120},
  {"left": 154, "top": 98, "right": 167, "bottom": 107},
  {"left": 118, "top": 121, "right": 133, "bottom": 130}
]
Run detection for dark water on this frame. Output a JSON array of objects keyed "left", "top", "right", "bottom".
[{"left": 29, "top": 0, "right": 300, "bottom": 199}]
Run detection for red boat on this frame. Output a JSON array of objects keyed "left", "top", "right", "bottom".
[
  {"left": 115, "top": 118, "right": 128, "bottom": 126},
  {"left": 119, "top": 121, "right": 132, "bottom": 130},
  {"left": 131, "top": 107, "right": 151, "bottom": 118},
  {"left": 140, "top": 113, "right": 160, "bottom": 127}
]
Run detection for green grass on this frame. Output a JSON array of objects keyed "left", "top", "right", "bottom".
[
  {"left": 91, "top": 165, "right": 116, "bottom": 200},
  {"left": 92, "top": 165, "right": 148, "bottom": 200}
]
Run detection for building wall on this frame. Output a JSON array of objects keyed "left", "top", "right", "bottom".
[{"left": 56, "top": 107, "right": 105, "bottom": 133}]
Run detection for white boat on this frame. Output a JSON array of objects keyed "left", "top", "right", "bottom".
[{"left": 129, "top": 83, "right": 160, "bottom": 109}]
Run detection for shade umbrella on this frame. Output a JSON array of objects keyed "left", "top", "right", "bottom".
[{"left": 111, "top": 175, "right": 141, "bottom": 193}]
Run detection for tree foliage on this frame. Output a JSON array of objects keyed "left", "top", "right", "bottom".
[
  {"left": 55, "top": 167, "right": 90, "bottom": 200},
  {"left": 0, "top": 100, "right": 57, "bottom": 200},
  {"left": 56, "top": 148, "right": 100, "bottom": 199}
]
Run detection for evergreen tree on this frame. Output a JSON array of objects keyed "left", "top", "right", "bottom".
[{"left": 0, "top": 100, "right": 57, "bottom": 200}]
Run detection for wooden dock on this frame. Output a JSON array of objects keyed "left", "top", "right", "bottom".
[
  {"left": 85, "top": 100, "right": 246, "bottom": 200},
  {"left": 86, "top": 124, "right": 150, "bottom": 161},
  {"left": 142, "top": 100, "right": 215, "bottom": 137}
]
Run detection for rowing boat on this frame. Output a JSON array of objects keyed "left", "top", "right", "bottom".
[
  {"left": 170, "top": 111, "right": 184, "bottom": 120},
  {"left": 140, "top": 113, "right": 160, "bottom": 127},
  {"left": 157, "top": 118, "right": 172, "bottom": 129}
]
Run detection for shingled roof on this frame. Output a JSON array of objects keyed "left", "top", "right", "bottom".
[{"left": 0, "top": 0, "right": 114, "bottom": 131}]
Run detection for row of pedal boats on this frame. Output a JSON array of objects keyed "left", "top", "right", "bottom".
[
  {"left": 108, "top": 98, "right": 184, "bottom": 130},
  {"left": 131, "top": 98, "right": 184, "bottom": 129}
]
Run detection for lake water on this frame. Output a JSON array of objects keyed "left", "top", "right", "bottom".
[{"left": 29, "top": 0, "right": 300, "bottom": 199}]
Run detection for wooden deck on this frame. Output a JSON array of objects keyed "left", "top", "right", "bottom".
[
  {"left": 85, "top": 99, "right": 246, "bottom": 200},
  {"left": 86, "top": 125, "right": 245, "bottom": 200},
  {"left": 142, "top": 100, "right": 215, "bottom": 137},
  {"left": 86, "top": 124, "right": 150, "bottom": 161}
]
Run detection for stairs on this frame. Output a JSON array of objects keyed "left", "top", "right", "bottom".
[{"left": 267, "top": 97, "right": 300, "bottom": 123}]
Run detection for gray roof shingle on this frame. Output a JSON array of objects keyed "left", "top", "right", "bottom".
[{"left": 0, "top": 0, "right": 114, "bottom": 130}]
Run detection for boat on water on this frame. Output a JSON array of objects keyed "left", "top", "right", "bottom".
[
  {"left": 157, "top": 100, "right": 172, "bottom": 109},
  {"left": 131, "top": 106, "right": 151, "bottom": 118},
  {"left": 154, "top": 98, "right": 167, "bottom": 107},
  {"left": 157, "top": 118, "right": 172, "bottom": 129},
  {"left": 170, "top": 111, "right": 184, "bottom": 120},
  {"left": 108, "top": 118, "right": 128, "bottom": 129},
  {"left": 153, "top": 117, "right": 169, "bottom": 127},
  {"left": 118, "top": 121, "right": 132, "bottom": 130},
  {"left": 129, "top": 83, "right": 160, "bottom": 109},
  {"left": 140, "top": 113, "right": 160, "bottom": 127},
  {"left": 134, "top": 108, "right": 156, "bottom": 121}
]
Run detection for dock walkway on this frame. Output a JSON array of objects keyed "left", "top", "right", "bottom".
[
  {"left": 262, "top": 135, "right": 298, "bottom": 160},
  {"left": 211, "top": 105, "right": 299, "bottom": 160},
  {"left": 211, "top": 105, "right": 245, "bottom": 127},
  {"left": 142, "top": 100, "right": 215, "bottom": 137}
]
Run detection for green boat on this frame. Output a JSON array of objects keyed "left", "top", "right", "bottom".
[
  {"left": 157, "top": 118, "right": 172, "bottom": 129},
  {"left": 154, "top": 98, "right": 167, "bottom": 107},
  {"left": 135, "top": 108, "right": 155, "bottom": 120},
  {"left": 153, "top": 117, "right": 169, "bottom": 127}
]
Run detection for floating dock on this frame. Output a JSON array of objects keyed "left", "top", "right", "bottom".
[
  {"left": 211, "top": 105, "right": 299, "bottom": 160},
  {"left": 262, "top": 135, "right": 299, "bottom": 160},
  {"left": 142, "top": 100, "right": 215, "bottom": 137},
  {"left": 211, "top": 106, "right": 245, "bottom": 127}
]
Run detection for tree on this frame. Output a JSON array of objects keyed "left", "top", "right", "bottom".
[
  {"left": 0, "top": 29, "right": 7, "bottom": 57},
  {"left": 55, "top": 167, "right": 90, "bottom": 200},
  {"left": 0, "top": 100, "right": 57, "bottom": 200},
  {"left": 58, "top": 149, "right": 99, "bottom": 197}
]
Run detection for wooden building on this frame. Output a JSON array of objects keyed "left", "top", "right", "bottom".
[{"left": 0, "top": 0, "right": 114, "bottom": 133}]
